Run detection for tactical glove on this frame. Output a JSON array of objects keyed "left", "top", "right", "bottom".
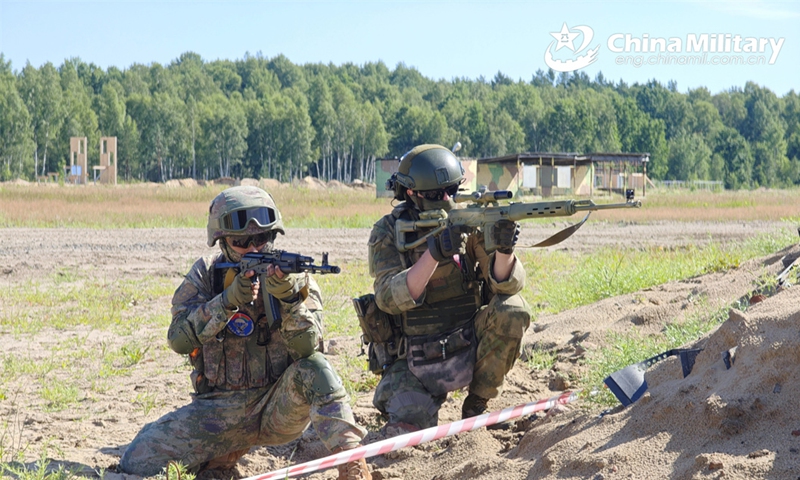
[
  {"left": 264, "top": 272, "right": 303, "bottom": 301},
  {"left": 493, "top": 219, "right": 520, "bottom": 255},
  {"left": 427, "top": 225, "right": 469, "bottom": 262},
  {"left": 222, "top": 272, "right": 254, "bottom": 308}
]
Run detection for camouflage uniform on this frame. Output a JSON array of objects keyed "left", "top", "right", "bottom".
[
  {"left": 369, "top": 203, "right": 531, "bottom": 429},
  {"left": 120, "top": 252, "right": 366, "bottom": 476}
]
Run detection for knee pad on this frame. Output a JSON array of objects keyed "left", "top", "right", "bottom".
[
  {"left": 167, "top": 322, "right": 200, "bottom": 355},
  {"left": 385, "top": 391, "right": 441, "bottom": 429},
  {"left": 286, "top": 329, "right": 320, "bottom": 359},
  {"left": 296, "top": 352, "right": 343, "bottom": 397}
]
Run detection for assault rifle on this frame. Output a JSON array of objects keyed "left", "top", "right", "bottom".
[
  {"left": 217, "top": 251, "right": 340, "bottom": 329},
  {"left": 216, "top": 251, "right": 341, "bottom": 275},
  {"left": 395, "top": 188, "right": 642, "bottom": 252}
]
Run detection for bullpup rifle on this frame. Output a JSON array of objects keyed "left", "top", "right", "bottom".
[{"left": 395, "top": 188, "right": 642, "bottom": 252}]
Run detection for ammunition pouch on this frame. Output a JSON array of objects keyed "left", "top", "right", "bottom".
[
  {"left": 353, "top": 293, "right": 402, "bottom": 375},
  {"left": 406, "top": 323, "right": 477, "bottom": 396}
]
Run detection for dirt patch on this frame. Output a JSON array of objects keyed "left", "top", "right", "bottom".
[{"left": 0, "top": 221, "right": 798, "bottom": 479}]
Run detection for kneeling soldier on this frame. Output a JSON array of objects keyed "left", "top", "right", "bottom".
[
  {"left": 364, "top": 144, "right": 531, "bottom": 434},
  {"left": 120, "top": 186, "right": 371, "bottom": 480}
]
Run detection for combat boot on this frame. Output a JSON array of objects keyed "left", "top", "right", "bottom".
[
  {"left": 461, "top": 393, "right": 490, "bottom": 419},
  {"left": 462, "top": 393, "right": 512, "bottom": 430},
  {"left": 198, "top": 447, "right": 248, "bottom": 478},
  {"left": 336, "top": 457, "right": 372, "bottom": 480}
]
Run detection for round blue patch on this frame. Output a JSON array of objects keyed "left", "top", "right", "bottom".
[{"left": 227, "top": 312, "right": 254, "bottom": 337}]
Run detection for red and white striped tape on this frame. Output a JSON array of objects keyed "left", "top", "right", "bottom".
[{"left": 241, "top": 390, "right": 580, "bottom": 480}]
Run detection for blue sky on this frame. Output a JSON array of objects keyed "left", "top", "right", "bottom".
[{"left": 1, "top": 0, "right": 798, "bottom": 95}]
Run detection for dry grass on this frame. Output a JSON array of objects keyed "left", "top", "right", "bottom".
[
  {"left": 581, "top": 188, "right": 800, "bottom": 222},
  {"left": 0, "top": 183, "right": 797, "bottom": 227},
  {"left": 0, "top": 183, "right": 391, "bottom": 228},
  {"left": 592, "top": 188, "right": 800, "bottom": 222}
]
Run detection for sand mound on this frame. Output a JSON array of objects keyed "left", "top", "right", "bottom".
[
  {"left": 259, "top": 178, "right": 283, "bottom": 191},
  {"left": 298, "top": 175, "right": 327, "bottom": 190},
  {"left": 514, "top": 285, "right": 800, "bottom": 480},
  {"left": 178, "top": 178, "right": 198, "bottom": 187},
  {"left": 213, "top": 176, "right": 238, "bottom": 186},
  {"left": 350, "top": 179, "right": 375, "bottom": 189},
  {"left": 326, "top": 180, "right": 352, "bottom": 190}
]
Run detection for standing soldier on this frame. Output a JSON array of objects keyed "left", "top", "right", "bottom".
[
  {"left": 120, "top": 186, "right": 371, "bottom": 480},
  {"left": 364, "top": 144, "right": 531, "bottom": 434}
]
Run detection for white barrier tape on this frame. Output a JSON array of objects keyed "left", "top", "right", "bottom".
[{"left": 241, "top": 390, "right": 580, "bottom": 480}]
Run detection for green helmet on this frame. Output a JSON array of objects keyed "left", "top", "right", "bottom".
[
  {"left": 391, "top": 144, "right": 464, "bottom": 199},
  {"left": 206, "top": 186, "right": 285, "bottom": 247}
]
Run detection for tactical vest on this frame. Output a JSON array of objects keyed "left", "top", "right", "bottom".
[
  {"left": 192, "top": 264, "right": 292, "bottom": 393},
  {"left": 395, "top": 207, "right": 483, "bottom": 396},
  {"left": 397, "top": 207, "right": 483, "bottom": 337}
]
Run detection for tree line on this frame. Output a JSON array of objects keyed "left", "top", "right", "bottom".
[{"left": 0, "top": 52, "right": 798, "bottom": 189}]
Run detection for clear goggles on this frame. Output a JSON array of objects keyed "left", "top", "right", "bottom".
[{"left": 219, "top": 206, "right": 277, "bottom": 232}]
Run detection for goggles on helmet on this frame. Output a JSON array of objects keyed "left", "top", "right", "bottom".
[
  {"left": 229, "top": 232, "right": 273, "bottom": 249},
  {"left": 220, "top": 206, "right": 277, "bottom": 232},
  {"left": 417, "top": 184, "right": 460, "bottom": 201}
]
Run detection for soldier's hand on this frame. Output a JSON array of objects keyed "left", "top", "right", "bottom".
[
  {"left": 427, "top": 225, "right": 469, "bottom": 262},
  {"left": 263, "top": 264, "right": 302, "bottom": 300},
  {"left": 493, "top": 219, "right": 520, "bottom": 255},
  {"left": 222, "top": 271, "right": 255, "bottom": 308}
]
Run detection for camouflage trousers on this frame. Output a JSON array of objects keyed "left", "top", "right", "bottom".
[
  {"left": 120, "top": 357, "right": 366, "bottom": 476},
  {"left": 373, "top": 293, "right": 531, "bottom": 429}
]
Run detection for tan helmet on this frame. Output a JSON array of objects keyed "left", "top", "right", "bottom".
[{"left": 206, "top": 186, "right": 285, "bottom": 247}]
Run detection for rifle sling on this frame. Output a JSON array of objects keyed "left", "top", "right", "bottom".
[{"left": 523, "top": 212, "right": 591, "bottom": 248}]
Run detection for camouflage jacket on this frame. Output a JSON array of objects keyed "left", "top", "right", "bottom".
[
  {"left": 368, "top": 202, "right": 525, "bottom": 316},
  {"left": 170, "top": 252, "right": 324, "bottom": 392}
]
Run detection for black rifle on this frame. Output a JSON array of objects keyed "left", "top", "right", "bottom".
[
  {"left": 217, "top": 251, "right": 340, "bottom": 328},
  {"left": 216, "top": 251, "right": 341, "bottom": 275}
]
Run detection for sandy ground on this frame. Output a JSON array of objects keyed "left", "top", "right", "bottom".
[{"left": 1, "top": 220, "right": 799, "bottom": 480}]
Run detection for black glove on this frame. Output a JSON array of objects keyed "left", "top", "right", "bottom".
[
  {"left": 493, "top": 219, "right": 520, "bottom": 255},
  {"left": 427, "top": 225, "right": 469, "bottom": 261},
  {"left": 222, "top": 272, "right": 254, "bottom": 308}
]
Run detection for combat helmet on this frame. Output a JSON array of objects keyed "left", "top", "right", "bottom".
[
  {"left": 206, "top": 186, "right": 285, "bottom": 247},
  {"left": 389, "top": 144, "right": 465, "bottom": 200}
]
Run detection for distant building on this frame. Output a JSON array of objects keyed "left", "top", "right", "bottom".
[
  {"left": 376, "top": 152, "right": 650, "bottom": 198},
  {"left": 375, "top": 156, "right": 479, "bottom": 198}
]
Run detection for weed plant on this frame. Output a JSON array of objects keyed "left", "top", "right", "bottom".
[
  {"left": 520, "top": 228, "right": 797, "bottom": 315},
  {"left": 0, "top": 272, "right": 174, "bottom": 334}
]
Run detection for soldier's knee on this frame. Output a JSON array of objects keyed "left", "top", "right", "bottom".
[
  {"left": 119, "top": 441, "right": 163, "bottom": 476},
  {"left": 294, "top": 352, "right": 344, "bottom": 401},
  {"left": 491, "top": 294, "right": 531, "bottom": 338},
  {"left": 384, "top": 391, "right": 441, "bottom": 429}
]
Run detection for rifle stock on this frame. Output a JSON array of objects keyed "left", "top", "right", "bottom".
[{"left": 395, "top": 191, "right": 642, "bottom": 252}]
